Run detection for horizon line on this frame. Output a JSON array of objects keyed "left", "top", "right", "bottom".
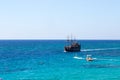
[{"left": 0, "top": 39, "right": 120, "bottom": 40}]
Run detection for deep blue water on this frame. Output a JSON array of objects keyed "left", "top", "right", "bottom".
[{"left": 0, "top": 40, "right": 120, "bottom": 80}]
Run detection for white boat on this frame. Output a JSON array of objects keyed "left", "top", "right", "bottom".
[{"left": 86, "top": 55, "right": 93, "bottom": 61}]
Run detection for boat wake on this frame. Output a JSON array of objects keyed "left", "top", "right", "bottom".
[
  {"left": 81, "top": 47, "right": 120, "bottom": 52},
  {"left": 73, "top": 57, "right": 120, "bottom": 61},
  {"left": 73, "top": 56, "right": 97, "bottom": 60},
  {"left": 73, "top": 56, "right": 84, "bottom": 60},
  {"left": 96, "top": 58, "right": 120, "bottom": 61}
]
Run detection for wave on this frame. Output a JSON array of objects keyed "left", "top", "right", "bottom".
[{"left": 81, "top": 47, "right": 120, "bottom": 52}]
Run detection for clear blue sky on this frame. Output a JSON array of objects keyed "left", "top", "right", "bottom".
[{"left": 0, "top": 0, "right": 120, "bottom": 39}]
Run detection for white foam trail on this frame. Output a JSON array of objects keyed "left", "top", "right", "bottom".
[
  {"left": 64, "top": 50, "right": 66, "bottom": 52},
  {"left": 73, "top": 56, "right": 120, "bottom": 61},
  {"left": 73, "top": 56, "right": 97, "bottom": 60},
  {"left": 98, "top": 58, "right": 120, "bottom": 61},
  {"left": 93, "top": 58, "right": 97, "bottom": 60},
  {"left": 81, "top": 48, "right": 120, "bottom": 52},
  {"left": 73, "top": 56, "right": 84, "bottom": 60}
]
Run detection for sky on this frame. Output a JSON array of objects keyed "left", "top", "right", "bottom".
[{"left": 0, "top": 0, "right": 120, "bottom": 40}]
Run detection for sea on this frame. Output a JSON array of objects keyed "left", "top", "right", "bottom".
[{"left": 0, "top": 40, "right": 120, "bottom": 80}]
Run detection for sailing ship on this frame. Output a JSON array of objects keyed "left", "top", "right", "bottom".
[{"left": 64, "top": 36, "right": 81, "bottom": 52}]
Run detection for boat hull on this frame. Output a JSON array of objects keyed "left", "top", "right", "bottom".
[{"left": 64, "top": 46, "right": 80, "bottom": 52}]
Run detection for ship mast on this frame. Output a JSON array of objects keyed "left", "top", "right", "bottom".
[{"left": 70, "top": 34, "right": 73, "bottom": 44}]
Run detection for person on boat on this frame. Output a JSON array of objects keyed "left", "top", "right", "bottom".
[{"left": 86, "top": 55, "right": 93, "bottom": 61}]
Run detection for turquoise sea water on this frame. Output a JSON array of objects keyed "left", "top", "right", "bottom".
[{"left": 0, "top": 40, "right": 120, "bottom": 80}]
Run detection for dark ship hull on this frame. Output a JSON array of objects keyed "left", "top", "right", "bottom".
[
  {"left": 64, "top": 47, "right": 80, "bottom": 52},
  {"left": 64, "top": 42, "right": 81, "bottom": 52}
]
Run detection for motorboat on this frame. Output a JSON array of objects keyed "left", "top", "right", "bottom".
[{"left": 86, "top": 55, "right": 93, "bottom": 61}]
